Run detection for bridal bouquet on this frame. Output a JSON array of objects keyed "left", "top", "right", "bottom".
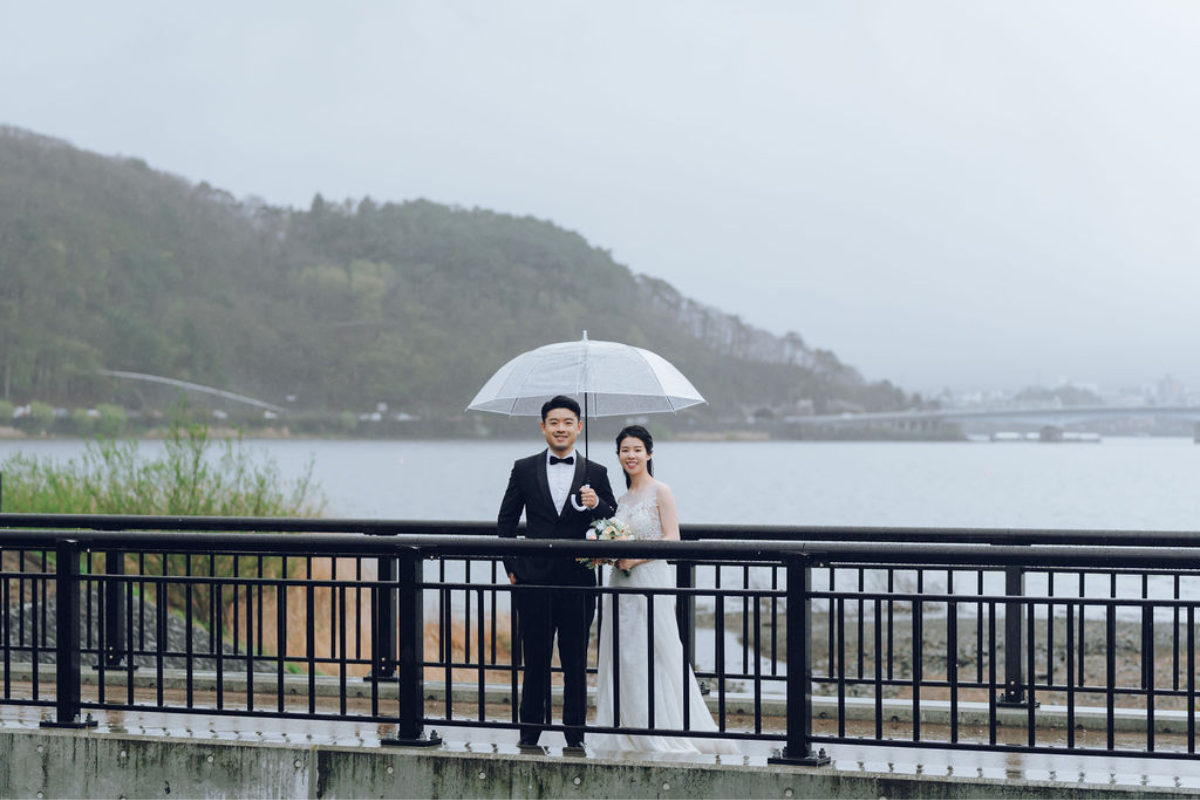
[{"left": 578, "top": 517, "right": 632, "bottom": 573}]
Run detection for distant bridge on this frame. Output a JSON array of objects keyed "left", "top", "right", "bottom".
[
  {"left": 100, "top": 370, "right": 286, "bottom": 413},
  {"left": 786, "top": 405, "right": 1200, "bottom": 441}
]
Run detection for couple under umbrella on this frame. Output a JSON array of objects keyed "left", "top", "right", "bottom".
[{"left": 469, "top": 334, "right": 738, "bottom": 755}]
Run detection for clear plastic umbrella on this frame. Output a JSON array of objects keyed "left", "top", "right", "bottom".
[{"left": 467, "top": 332, "right": 706, "bottom": 508}]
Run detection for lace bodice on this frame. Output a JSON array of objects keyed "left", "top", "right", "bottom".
[{"left": 614, "top": 485, "right": 663, "bottom": 541}]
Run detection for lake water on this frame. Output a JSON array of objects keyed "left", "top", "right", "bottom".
[
  {"left": 4, "top": 435, "right": 1195, "bottom": 531},
  {"left": 3, "top": 436, "right": 1198, "bottom": 615}
]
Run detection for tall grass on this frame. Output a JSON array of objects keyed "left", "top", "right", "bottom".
[
  {"left": 2, "top": 416, "right": 331, "bottom": 664},
  {"left": 0, "top": 416, "right": 323, "bottom": 516}
]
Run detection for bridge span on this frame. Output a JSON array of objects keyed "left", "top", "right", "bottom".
[{"left": 786, "top": 405, "right": 1200, "bottom": 442}]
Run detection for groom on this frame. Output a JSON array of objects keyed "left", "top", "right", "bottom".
[{"left": 497, "top": 395, "right": 617, "bottom": 749}]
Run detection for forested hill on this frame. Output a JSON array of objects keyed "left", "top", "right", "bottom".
[{"left": 0, "top": 126, "right": 918, "bottom": 423}]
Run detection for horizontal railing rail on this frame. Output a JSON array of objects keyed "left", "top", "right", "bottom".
[{"left": 1, "top": 514, "right": 1197, "bottom": 764}]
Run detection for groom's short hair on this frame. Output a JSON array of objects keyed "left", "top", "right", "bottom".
[{"left": 541, "top": 395, "right": 581, "bottom": 422}]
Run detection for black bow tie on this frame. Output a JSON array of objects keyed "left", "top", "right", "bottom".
[{"left": 549, "top": 455, "right": 575, "bottom": 466}]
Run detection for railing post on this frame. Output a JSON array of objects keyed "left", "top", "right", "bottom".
[
  {"left": 365, "top": 554, "right": 398, "bottom": 682},
  {"left": 768, "top": 553, "right": 829, "bottom": 766},
  {"left": 95, "top": 549, "right": 132, "bottom": 670},
  {"left": 675, "top": 560, "right": 697, "bottom": 669},
  {"left": 382, "top": 546, "right": 441, "bottom": 747},
  {"left": 997, "top": 563, "right": 1034, "bottom": 707},
  {"left": 41, "top": 540, "right": 95, "bottom": 729}
]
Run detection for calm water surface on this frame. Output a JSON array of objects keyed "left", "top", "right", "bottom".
[{"left": 2, "top": 436, "right": 1198, "bottom": 530}]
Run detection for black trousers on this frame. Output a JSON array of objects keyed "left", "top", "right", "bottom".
[{"left": 514, "top": 582, "right": 596, "bottom": 745}]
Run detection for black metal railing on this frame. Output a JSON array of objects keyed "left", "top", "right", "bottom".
[{"left": 1, "top": 513, "right": 1199, "bottom": 763}]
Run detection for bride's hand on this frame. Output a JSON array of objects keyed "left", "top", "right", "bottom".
[{"left": 616, "top": 558, "right": 639, "bottom": 571}]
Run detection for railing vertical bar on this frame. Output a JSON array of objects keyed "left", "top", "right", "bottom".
[
  {"left": 1046, "top": 572, "right": 1055, "bottom": 687},
  {"left": 277, "top": 577, "right": 287, "bottom": 715},
  {"left": 2, "top": 562, "right": 9, "bottom": 699},
  {"left": 126, "top": 576, "right": 135, "bottom": 705},
  {"left": 338, "top": 584, "right": 348, "bottom": 717},
  {"left": 30, "top": 554, "right": 39, "bottom": 700},
  {"left": 209, "top": 553, "right": 217, "bottom": 654},
  {"left": 857, "top": 567, "right": 865, "bottom": 680},
  {"left": 465, "top": 559, "right": 473, "bottom": 665},
  {"left": 443, "top": 586, "right": 453, "bottom": 719},
  {"left": 1078, "top": 572, "right": 1087, "bottom": 686},
  {"left": 836, "top": 596, "right": 845, "bottom": 738},
  {"left": 1141, "top": 574, "right": 1152, "bottom": 692},
  {"left": 976, "top": 569, "right": 984, "bottom": 685},
  {"left": 233, "top": 556, "right": 241, "bottom": 657},
  {"left": 1147, "top": 601, "right": 1156, "bottom": 754},
  {"left": 873, "top": 596, "right": 882, "bottom": 741},
  {"left": 753, "top": 588, "right": 762, "bottom": 735},
  {"left": 1106, "top": 602, "right": 1116, "bottom": 751},
  {"left": 477, "top": 587, "right": 486, "bottom": 721},
  {"left": 246, "top": 574, "right": 254, "bottom": 712},
  {"left": 826, "top": 565, "right": 835, "bottom": 678},
  {"left": 716, "top": 578, "right": 726, "bottom": 731},
  {"left": 355, "top": 556, "right": 363, "bottom": 659},
  {"left": 949, "top": 599, "right": 958, "bottom": 744},
  {"left": 1173, "top": 574, "right": 1181, "bottom": 692},
  {"left": 887, "top": 568, "right": 895, "bottom": 681},
  {"left": 510, "top": 586, "right": 520, "bottom": 726},
  {"left": 306, "top": 578, "right": 316, "bottom": 715},
  {"left": 490, "top": 560, "right": 498, "bottom": 666},
  {"left": 988, "top": 601, "right": 997, "bottom": 746},
  {"left": 912, "top": 593, "right": 922, "bottom": 742},
  {"left": 647, "top": 588, "right": 656, "bottom": 730},
  {"left": 185, "top": 554, "right": 194, "bottom": 709},
  {"left": 257, "top": 555, "right": 265, "bottom": 657},
  {"left": 770, "top": 565, "right": 779, "bottom": 677},
  {"left": 613, "top": 585, "right": 621, "bottom": 726},
  {"left": 742, "top": 564, "right": 750, "bottom": 677},
  {"left": 155, "top": 576, "right": 165, "bottom": 708},
  {"left": 216, "top": 578, "right": 225, "bottom": 710},
  {"left": 682, "top": 582, "right": 692, "bottom": 733},
  {"left": 1026, "top": 599, "right": 1035, "bottom": 747},
  {"left": 1188, "top": 604, "right": 1195, "bottom": 754},
  {"left": 1066, "top": 600, "right": 1075, "bottom": 749},
  {"left": 96, "top": 569, "right": 107, "bottom": 706}
]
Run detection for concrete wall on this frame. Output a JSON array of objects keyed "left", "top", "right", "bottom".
[{"left": 0, "top": 726, "right": 1192, "bottom": 799}]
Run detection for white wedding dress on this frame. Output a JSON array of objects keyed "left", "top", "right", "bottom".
[{"left": 593, "top": 484, "right": 739, "bottom": 755}]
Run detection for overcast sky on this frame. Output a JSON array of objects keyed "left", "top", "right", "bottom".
[{"left": 3, "top": 2, "right": 1198, "bottom": 395}]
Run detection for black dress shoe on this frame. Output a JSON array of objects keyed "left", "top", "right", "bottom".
[
  {"left": 565, "top": 738, "right": 585, "bottom": 749},
  {"left": 518, "top": 736, "right": 541, "bottom": 748}
]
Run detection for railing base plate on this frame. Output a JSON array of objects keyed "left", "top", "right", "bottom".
[
  {"left": 381, "top": 732, "right": 443, "bottom": 748},
  {"left": 41, "top": 717, "right": 99, "bottom": 730},
  {"left": 768, "top": 747, "right": 831, "bottom": 767}
]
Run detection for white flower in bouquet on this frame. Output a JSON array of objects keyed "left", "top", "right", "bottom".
[{"left": 579, "top": 517, "right": 632, "bottom": 572}]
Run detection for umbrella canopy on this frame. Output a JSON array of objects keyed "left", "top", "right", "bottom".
[{"left": 466, "top": 333, "right": 705, "bottom": 418}]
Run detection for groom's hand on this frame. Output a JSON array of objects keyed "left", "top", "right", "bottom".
[
  {"left": 579, "top": 485, "right": 598, "bottom": 508},
  {"left": 508, "top": 572, "right": 517, "bottom": 585}
]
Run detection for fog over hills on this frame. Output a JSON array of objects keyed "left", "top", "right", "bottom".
[{"left": 0, "top": 127, "right": 920, "bottom": 425}]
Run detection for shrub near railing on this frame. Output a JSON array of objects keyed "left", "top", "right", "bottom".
[{"left": 0, "top": 417, "right": 327, "bottom": 658}]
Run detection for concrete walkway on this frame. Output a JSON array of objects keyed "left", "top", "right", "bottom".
[{"left": 3, "top": 703, "right": 1200, "bottom": 798}]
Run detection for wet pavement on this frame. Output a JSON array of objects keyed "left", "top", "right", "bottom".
[{"left": 5, "top": 703, "right": 1200, "bottom": 794}]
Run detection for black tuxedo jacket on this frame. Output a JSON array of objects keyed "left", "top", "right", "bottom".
[{"left": 497, "top": 450, "right": 618, "bottom": 585}]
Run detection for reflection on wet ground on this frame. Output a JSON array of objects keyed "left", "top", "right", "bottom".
[{"left": 5, "top": 704, "right": 1200, "bottom": 792}]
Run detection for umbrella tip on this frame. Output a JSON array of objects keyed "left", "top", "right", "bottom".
[{"left": 582, "top": 330, "right": 588, "bottom": 341}]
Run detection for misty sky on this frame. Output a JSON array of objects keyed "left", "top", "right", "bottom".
[{"left": 3, "top": 2, "right": 1198, "bottom": 394}]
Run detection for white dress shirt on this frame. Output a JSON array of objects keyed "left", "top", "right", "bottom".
[{"left": 546, "top": 449, "right": 577, "bottom": 513}]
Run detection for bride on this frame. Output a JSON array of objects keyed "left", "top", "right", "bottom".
[{"left": 593, "top": 425, "right": 739, "bottom": 755}]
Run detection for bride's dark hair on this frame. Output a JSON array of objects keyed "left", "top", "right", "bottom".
[{"left": 615, "top": 425, "right": 654, "bottom": 488}]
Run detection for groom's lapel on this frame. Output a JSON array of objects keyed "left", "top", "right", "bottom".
[{"left": 535, "top": 450, "right": 555, "bottom": 514}]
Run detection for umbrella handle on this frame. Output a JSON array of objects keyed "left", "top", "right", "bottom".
[{"left": 570, "top": 486, "right": 590, "bottom": 513}]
